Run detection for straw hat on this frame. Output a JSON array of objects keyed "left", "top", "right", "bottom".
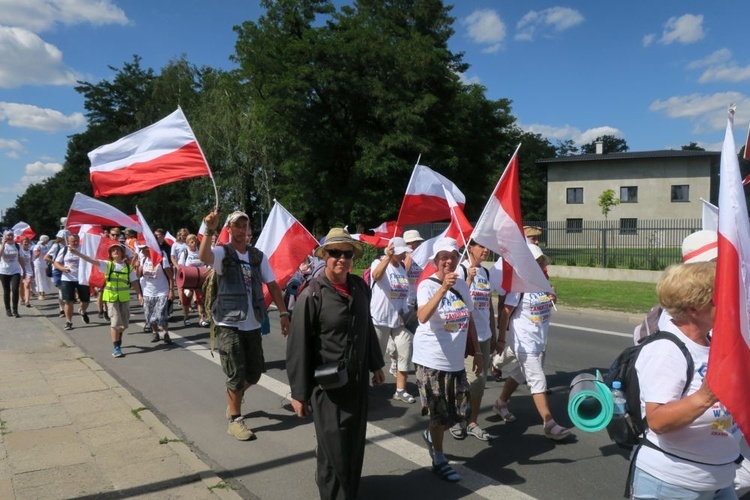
[{"left": 314, "top": 228, "right": 363, "bottom": 259}]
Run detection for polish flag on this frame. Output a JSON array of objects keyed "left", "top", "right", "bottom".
[
  {"left": 164, "top": 231, "right": 176, "bottom": 246},
  {"left": 700, "top": 198, "right": 718, "bottom": 232},
  {"left": 353, "top": 221, "right": 402, "bottom": 248},
  {"left": 254, "top": 201, "right": 318, "bottom": 306},
  {"left": 197, "top": 221, "right": 207, "bottom": 242},
  {"left": 66, "top": 193, "right": 143, "bottom": 231},
  {"left": 471, "top": 146, "right": 553, "bottom": 294},
  {"left": 88, "top": 107, "right": 211, "bottom": 197},
  {"left": 396, "top": 164, "right": 466, "bottom": 227},
  {"left": 11, "top": 222, "right": 35, "bottom": 242},
  {"left": 135, "top": 207, "right": 163, "bottom": 266},
  {"left": 77, "top": 224, "right": 117, "bottom": 288},
  {"left": 708, "top": 110, "right": 750, "bottom": 443}
]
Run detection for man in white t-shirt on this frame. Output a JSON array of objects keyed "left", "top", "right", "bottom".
[
  {"left": 199, "top": 209, "right": 290, "bottom": 442},
  {"left": 53, "top": 233, "right": 91, "bottom": 331},
  {"left": 370, "top": 237, "right": 415, "bottom": 403}
]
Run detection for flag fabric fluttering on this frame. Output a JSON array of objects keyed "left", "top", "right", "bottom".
[
  {"left": 352, "top": 221, "right": 402, "bottom": 248},
  {"left": 471, "top": 146, "right": 553, "bottom": 294},
  {"left": 66, "top": 193, "right": 143, "bottom": 231},
  {"left": 707, "top": 108, "right": 750, "bottom": 443},
  {"left": 254, "top": 201, "right": 319, "bottom": 306},
  {"left": 700, "top": 198, "right": 719, "bottom": 232},
  {"left": 135, "top": 207, "right": 163, "bottom": 266},
  {"left": 11, "top": 222, "right": 35, "bottom": 242},
  {"left": 77, "top": 224, "right": 117, "bottom": 288},
  {"left": 396, "top": 164, "right": 466, "bottom": 227},
  {"left": 88, "top": 108, "right": 212, "bottom": 198}
]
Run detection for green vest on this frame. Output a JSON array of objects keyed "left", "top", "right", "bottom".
[{"left": 103, "top": 261, "right": 131, "bottom": 303}]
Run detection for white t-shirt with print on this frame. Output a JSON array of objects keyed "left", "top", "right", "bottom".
[
  {"left": 635, "top": 313, "right": 741, "bottom": 491},
  {"left": 171, "top": 241, "right": 188, "bottom": 266},
  {"left": 211, "top": 245, "right": 275, "bottom": 331},
  {"left": 412, "top": 275, "right": 473, "bottom": 372},
  {"left": 505, "top": 291, "right": 554, "bottom": 355},
  {"left": 458, "top": 262, "right": 493, "bottom": 342},
  {"left": 139, "top": 252, "right": 171, "bottom": 297},
  {"left": 0, "top": 243, "right": 23, "bottom": 275},
  {"left": 19, "top": 248, "right": 33, "bottom": 275},
  {"left": 370, "top": 258, "right": 411, "bottom": 328},
  {"left": 55, "top": 247, "right": 83, "bottom": 282},
  {"left": 181, "top": 249, "right": 204, "bottom": 267}
]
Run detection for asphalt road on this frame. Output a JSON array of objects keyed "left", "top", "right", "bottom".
[{"left": 32, "top": 298, "right": 713, "bottom": 499}]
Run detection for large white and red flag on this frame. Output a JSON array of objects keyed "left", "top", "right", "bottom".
[
  {"left": 135, "top": 207, "right": 163, "bottom": 266},
  {"left": 77, "top": 224, "right": 117, "bottom": 288},
  {"left": 11, "top": 222, "right": 35, "bottom": 242},
  {"left": 396, "top": 164, "right": 466, "bottom": 227},
  {"left": 66, "top": 193, "right": 143, "bottom": 231},
  {"left": 471, "top": 146, "right": 553, "bottom": 294},
  {"left": 352, "top": 221, "right": 403, "bottom": 248},
  {"left": 254, "top": 200, "right": 318, "bottom": 306},
  {"left": 88, "top": 107, "right": 212, "bottom": 197},
  {"left": 708, "top": 109, "right": 750, "bottom": 443}
]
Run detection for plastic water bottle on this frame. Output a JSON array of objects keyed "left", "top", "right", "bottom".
[{"left": 611, "top": 381, "right": 626, "bottom": 417}]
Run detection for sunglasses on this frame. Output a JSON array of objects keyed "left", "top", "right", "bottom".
[{"left": 327, "top": 249, "right": 354, "bottom": 259}]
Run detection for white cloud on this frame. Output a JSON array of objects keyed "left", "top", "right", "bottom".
[
  {"left": 25, "top": 160, "right": 62, "bottom": 176},
  {"left": 659, "top": 14, "right": 705, "bottom": 45},
  {"left": 687, "top": 48, "right": 732, "bottom": 69},
  {"left": 0, "top": 0, "right": 128, "bottom": 32},
  {"left": 0, "top": 137, "right": 25, "bottom": 158},
  {"left": 0, "top": 26, "right": 81, "bottom": 88},
  {"left": 462, "top": 9, "right": 506, "bottom": 52},
  {"left": 522, "top": 123, "right": 624, "bottom": 145},
  {"left": 515, "top": 7, "right": 584, "bottom": 42},
  {"left": 642, "top": 34, "right": 656, "bottom": 47},
  {"left": 0, "top": 102, "right": 86, "bottom": 132},
  {"left": 649, "top": 91, "right": 750, "bottom": 133},
  {"left": 685, "top": 49, "right": 750, "bottom": 84},
  {"left": 456, "top": 71, "right": 481, "bottom": 86}
]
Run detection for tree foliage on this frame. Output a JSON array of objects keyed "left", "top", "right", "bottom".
[
  {"left": 580, "top": 135, "right": 629, "bottom": 154},
  {"left": 598, "top": 189, "right": 620, "bottom": 220}
]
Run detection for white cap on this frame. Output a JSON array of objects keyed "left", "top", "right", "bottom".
[
  {"left": 403, "top": 230, "right": 424, "bottom": 244},
  {"left": 682, "top": 230, "right": 718, "bottom": 264},
  {"left": 429, "top": 237, "right": 460, "bottom": 260},
  {"left": 390, "top": 237, "right": 412, "bottom": 255},
  {"left": 529, "top": 244, "right": 551, "bottom": 267}
]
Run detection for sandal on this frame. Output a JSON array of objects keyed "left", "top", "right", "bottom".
[
  {"left": 492, "top": 400, "right": 516, "bottom": 422},
  {"left": 544, "top": 419, "right": 572, "bottom": 441},
  {"left": 432, "top": 461, "right": 460, "bottom": 482},
  {"left": 393, "top": 390, "right": 415, "bottom": 404},
  {"left": 449, "top": 423, "right": 467, "bottom": 440},
  {"left": 467, "top": 424, "right": 496, "bottom": 441}
]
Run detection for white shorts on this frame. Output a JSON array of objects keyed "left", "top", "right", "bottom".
[
  {"left": 374, "top": 324, "right": 413, "bottom": 372},
  {"left": 508, "top": 351, "right": 547, "bottom": 394}
]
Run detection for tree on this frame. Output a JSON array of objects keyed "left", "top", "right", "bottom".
[
  {"left": 555, "top": 139, "right": 579, "bottom": 156},
  {"left": 598, "top": 189, "right": 620, "bottom": 220},
  {"left": 681, "top": 142, "right": 705, "bottom": 151},
  {"left": 580, "top": 135, "right": 629, "bottom": 154}
]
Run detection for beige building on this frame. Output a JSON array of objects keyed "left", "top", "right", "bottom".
[{"left": 539, "top": 149, "right": 719, "bottom": 235}]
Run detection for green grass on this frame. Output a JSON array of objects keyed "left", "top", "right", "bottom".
[{"left": 550, "top": 277, "right": 657, "bottom": 313}]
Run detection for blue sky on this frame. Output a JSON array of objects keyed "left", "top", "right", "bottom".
[{"left": 2, "top": 0, "right": 749, "bottom": 219}]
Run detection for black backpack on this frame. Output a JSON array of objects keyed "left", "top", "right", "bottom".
[{"left": 603, "top": 330, "right": 693, "bottom": 449}]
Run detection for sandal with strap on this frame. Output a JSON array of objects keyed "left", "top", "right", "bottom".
[
  {"left": 467, "top": 424, "right": 496, "bottom": 441},
  {"left": 492, "top": 400, "right": 516, "bottom": 422},
  {"left": 544, "top": 419, "right": 572, "bottom": 441},
  {"left": 393, "top": 390, "right": 416, "bottom": 404},
  {"left": 432, "top": 461, "right": 461, "bottom": 482}
]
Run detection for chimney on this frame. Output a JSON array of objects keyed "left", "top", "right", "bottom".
[{"left": 595, "top": 140, "right": 604, "bottom": 155}]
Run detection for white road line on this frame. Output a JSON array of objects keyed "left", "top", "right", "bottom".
[
  {"left": 551, "top": 322, "right": 632, "bottom": 338},
  {"left": 160, "top": 327, "right": 536, "bottom": 500}
]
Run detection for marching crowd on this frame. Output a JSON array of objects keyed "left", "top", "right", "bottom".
[{"left": 3, "top": 213, "right": 749, "bottom": 500}]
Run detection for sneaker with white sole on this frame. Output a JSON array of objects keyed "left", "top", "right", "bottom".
[
  {"left": 64, "top": 322, "right": 73, "bottom": 331},
  {"left": 393, "top": 390, "right": 416, "bottom": 404},
  {"left": 112, "top": 347, "right": 124, "bottom": 358},
  {"left": 228, "top": 417, "right": 256, "bottom": 441}
]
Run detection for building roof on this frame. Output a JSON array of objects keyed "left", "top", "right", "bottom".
[{"left": 537, "top": 149, "right": 720, "bottom": 165}]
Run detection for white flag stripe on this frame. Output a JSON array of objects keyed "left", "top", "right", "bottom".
[{"left": 67, "top": 192, "right": 143, "bottom": 231}]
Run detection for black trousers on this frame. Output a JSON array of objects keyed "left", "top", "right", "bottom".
[{"left": 1, "top": 273, "right": 20, "bottom": 313}]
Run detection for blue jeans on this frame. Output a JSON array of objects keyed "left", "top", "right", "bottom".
[{"left": 632, "top": 467, "right": 738, "bottom": 500}]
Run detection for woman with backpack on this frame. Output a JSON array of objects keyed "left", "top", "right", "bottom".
[
  {"left": 630, "top": 262, "right": 742, "bottom": 499},
  {"left": 0, "top": 230, "right": 25, "bottom": 317},
  {"left": 136, "top": 244, "right": 174, "bottom": 345},
  {"left": 69, "top": 243, "right": 143, "bottom": 358}
]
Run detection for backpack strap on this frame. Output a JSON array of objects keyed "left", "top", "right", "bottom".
[{"left": 427, "top": 276, "right": 465, "bottom": 302}]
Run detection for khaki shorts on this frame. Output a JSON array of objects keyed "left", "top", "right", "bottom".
[
  {"left": 374, "top": 324, "right": 413, "bottom": 372},
  {"left": 217, "top": 326, "right": 264, "bottom": 391},
  {"left": 106, "top": 301, "right": 130, "bottom": 329},
  {"left": 464, "top": 339, "right": 491, "bottom": 401}
]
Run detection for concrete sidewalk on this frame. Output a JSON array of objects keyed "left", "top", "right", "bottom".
[{"left": 0, "top": 297, "right": 243, "bottom": 500}]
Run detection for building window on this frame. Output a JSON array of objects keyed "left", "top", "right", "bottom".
[
  {"left": 671, "top": 185, "right": 689, "bottom": 202},
  {"left": 566, "top": 187, "right": 583, "bottom": 204},
  {"left": 620, "top": 218, "right": 638, "bottom": 235},
  {"left": 620, "top": 186, "right": 638, "bottom": 203},
  {"left": 566, "top": 218, "right": 583, "bottom": 233}
]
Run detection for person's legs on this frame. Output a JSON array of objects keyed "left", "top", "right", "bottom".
[
  {"left": 1, "top": 274, "right": 11, "bottom": 313},
  {"left": 219, "top": 326, "right": 259, "bottom": 440},
  {"left": 76, "top": 284, "right": 90, "bottom": 324},
  {"left": 179, "top": 288, "right": 191, "bottom": 325},
  {"left": 9, "top": 274, "right": 20, "bottom": 314},
  {"left": 392, "top": 327, "right": 413, "bottom": 395}
]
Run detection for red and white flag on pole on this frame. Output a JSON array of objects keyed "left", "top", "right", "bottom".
[
  {"left": 135, "top": 207, "right": 163, "bottom": 266},
  {"left": 708, "top": 108, "right": 750, "bottom": 443},
  {"left": 88, "top": 107, "right": 212, "bottom": 197},
  {"left": 352, "top": 221, "right": 403, "bottom": 248},
  {"left": 471, "top": 145, "right": 552, "bottom": 294},
  {"left": 77, "top": 224, "right": 117, "bottom": 288},
  {"left": 396, "top": 164, "right": 466, "bottom": 227},
  {"left": 11, "top": 222, "right": 35, "bottom": 242},
  {"left": 66, "top": 193, "right": 143, "bottom": 231},
  {"left": 254, "top": 200, "right": 318, "bottom": 306}
]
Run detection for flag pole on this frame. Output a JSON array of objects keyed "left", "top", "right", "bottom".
[{"left": 178, "top": 105, "right": 220, "bottom": 211}]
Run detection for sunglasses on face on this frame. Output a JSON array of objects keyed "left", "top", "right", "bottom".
[{"left": 327, "top": 249, "right": 354, "bottom": 259}]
